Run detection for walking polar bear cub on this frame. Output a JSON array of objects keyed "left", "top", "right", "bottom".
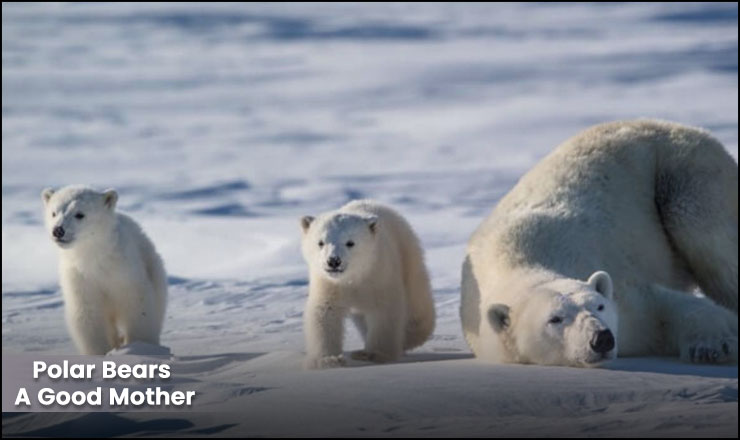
[
  {"left": 461, "top": 120, "right": 738, "bottom": 367},
  {"left": 42, "top": 185, "right": 168, "bottom": 355},
  {"left": 300, "top": 200, "right": 435, "bottom": 369}
]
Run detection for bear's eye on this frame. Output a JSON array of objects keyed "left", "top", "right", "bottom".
[
  {"left": 346, "top": 240, "right": 355, "bottom": 248},
  {"left": 51, "top": 212, "right": 56, "bottom": 218},
  {"left": 597, "top": 304, "right": 604, "bottom": 312},
  {"left": 548, "top": 316, "right": 563, "bottom": 324},
  {"left": 75, "top": 212, "right": 85, "bottom": 220},
  {"left": 318, "top": 240, "right": 324, "bottom": 248}
]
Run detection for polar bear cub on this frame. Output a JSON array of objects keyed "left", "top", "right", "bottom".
[
  {"left": 461, "top": 120, "right": 737, "bottom": 366},
  {"left": 300, "top": 200, "right": 435, "bottom": 369},
  {"left": 42, "top": 185, "right": 168, "bottom": 355}
]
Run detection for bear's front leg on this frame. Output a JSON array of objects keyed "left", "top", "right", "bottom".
[
  {"left": 118, "top": 284, "right": 162, "bottom": 347},
  {"left": 353, "top": 305, "right": 404, "bottom": 364},
  {"left": 303, "top": 295, "right": 347, "bottom": 369},
  {"left": 651, "top": 284, "right": 738, "bottom": 364},
  {"left": 61, "top": 270, "right": 118, "bottom": 355}
]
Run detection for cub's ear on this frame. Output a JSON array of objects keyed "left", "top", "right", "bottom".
[
  {"left": 103, "top": 189, "right": 118, "bottom": 210},
  {"left": 365, "top": 215, "right": 378, "bottom": 234},
  {"left": 300, "top": 216, "right": 315, "bottom": 233},
  {"left": 41, "top": 188, "right": 55, "bottom": 205},
  {"left": 587, "top": 271, "right": 613, "bottom": 300},
  {"left": 487, "top": 304, "right": 510, "bottom": 333}
]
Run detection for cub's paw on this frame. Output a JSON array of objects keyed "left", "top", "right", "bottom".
[
  {"left": 680, "top": 337, "right": 737, "bottom": 364},
  {"left": 303, "top": 354, "right": 346, "bottom": 370},
  {"left": 350, "top": 350, "right": 395, "bottom": 364}
]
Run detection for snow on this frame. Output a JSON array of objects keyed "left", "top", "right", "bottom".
[{"left": 2, "top": 2, "right": 737, "bottom": 437}]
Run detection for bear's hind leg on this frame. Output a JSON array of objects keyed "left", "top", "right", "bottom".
[
  {"left": 350, "top": 312, "right": 368, "bottom": 345},
  {"left": 353, "top": 307, "right": 404, "bottom": 363},
  {"left": 656, "top": 141, "right": 738, "bottom": 313}
]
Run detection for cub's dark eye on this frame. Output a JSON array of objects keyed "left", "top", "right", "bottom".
[
  {"left": 597, "top": 304, "right": 604, "bottom": 312},
  {"left": 346, "top": 241, "right": 355, "bottom": 248},
  {"left": 548, "top": 316, "right": 563, "bottom": 324},
  {"left": 75, "top": 212, "right": 85, "bottom": 220},
  {"left": 318, "top": 240, "right": 324, "bottom": 248},
  {"left": 51, "top": 212, "right": 56, "bottom": 218}
]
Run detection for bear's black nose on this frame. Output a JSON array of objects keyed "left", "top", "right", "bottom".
[
  {"left": 590, "top": 329, "right": 615, "bottom": 353},
  {"left": 327, "top": 256, "right": 341, "bottom": 269},
  {"left": 52, "top": 226, "right": 65, "bottom": 239}
]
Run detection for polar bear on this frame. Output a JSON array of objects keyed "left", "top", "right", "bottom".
[
  {"left": 300, "top": 200, "right": 435, "bottom": 369},
  {"left": 42, "top": 185, "right": 168, "bottom": 355},
  {"left": 461, "top": 120, "right": 738, "bottom": 367}
]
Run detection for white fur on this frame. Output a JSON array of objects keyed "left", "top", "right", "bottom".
[
  {"left": 300, "top": 200, "right": 435, "bottom": 369},
  {"left": 461, "top": 120, "right": 738, "bottom": 366},
  {"left": 42, "top": 185, "right": 168, "bottom": 354}
]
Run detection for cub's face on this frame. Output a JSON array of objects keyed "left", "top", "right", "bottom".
[
  {"left": 41, "top": 186, "right": 118, "bottom": 249},
  {"left": 300, "top": 212, "right": 378, "bottom": 283},
  {"left": 488, "top": 271, "right": 618, "bottom": 367}
]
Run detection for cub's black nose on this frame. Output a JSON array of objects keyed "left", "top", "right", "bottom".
[
  {"left": 52, "top": 226, "right": 65, "bottom": 239},
  {"left": 327, "top": 256, "right": 341, "bottom": 269},
  {"left": 590, "top": 329, "right": 615, "bottom": 353}
]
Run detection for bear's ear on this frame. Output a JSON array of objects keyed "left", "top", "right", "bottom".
[
  {"left": 487, "top": 304, "right": 510, "bottom": 333},
  {"left": 365, "top": 215, "right": 378, "bottom": 234},
  {"left": 300, "top": 216, "right": 315, "bottom": 233},
  {"left": 41, "top": 188, "right": 55, "bottom": 205},
  {"left": 103, "top": 189, "right": 118, "bottom": 210},
  {"left": 587, "top": 271, "right": 613, "bottom": 300}
]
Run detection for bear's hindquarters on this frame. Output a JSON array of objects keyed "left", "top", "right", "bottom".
[
  {"left": 402, "top": 250, "right": 436, "bottom": 351},
  {"left": 655, "top": 130, "right": 738, "bottom": 313}
]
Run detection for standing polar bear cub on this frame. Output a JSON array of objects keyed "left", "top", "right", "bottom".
[
  {"left": 462, "top": 120, "right": 738, "bottom": 367},
  {"left": 300, "top": 200, "right": 435, "bottom": 369},
  {"left": 42, "top": 185, "right": 168, "bottom": 355}
]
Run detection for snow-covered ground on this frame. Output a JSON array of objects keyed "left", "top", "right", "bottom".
[{"left": 2, "top": 2, "right": 737, "bottom": 437}]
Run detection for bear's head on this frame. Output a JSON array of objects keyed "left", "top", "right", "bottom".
[
  {"left": 486, "top": 271, "right": 618, "bottom": 367},
  {"left": 41, "top": 186, "right": 119, "bottom": 250},
  {"left": 300, "top": 212, "right": 378, "bottom": 283}
]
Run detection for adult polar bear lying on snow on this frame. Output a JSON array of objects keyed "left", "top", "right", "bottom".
[
  {"left": 301, "top": 200, "right": 435, "bottom": 369},
  {"left": 42, "top": 185, "right": 168, "bottom": 355},
  {"left": 461, "top": 120, "right": 737, "bottom": 367}
]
